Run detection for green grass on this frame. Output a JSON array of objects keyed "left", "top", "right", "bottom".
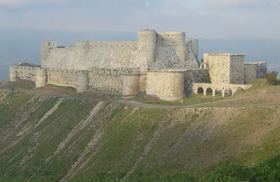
[{"left": 3, "top": 80, "right": 35, "bottom": 90}]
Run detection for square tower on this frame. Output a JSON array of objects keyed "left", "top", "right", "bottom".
[{"left": 203, "top": 53, "right": 245, "bottom": 84}]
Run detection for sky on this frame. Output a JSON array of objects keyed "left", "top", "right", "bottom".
[{"left": 0, "top": 0, "right": 280, "bottom": 39}]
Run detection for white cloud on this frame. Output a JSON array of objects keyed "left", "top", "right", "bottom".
[
  {"left": 208, "top": 0, "right": 280, "bottom": 8},
  {"left": 0, "top": 0, "right": 67, "bottom": 6}
]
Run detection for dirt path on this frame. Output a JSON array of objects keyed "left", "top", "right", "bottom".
[{"left": 1, "top": 88, "right": 280, "bottom": 109}]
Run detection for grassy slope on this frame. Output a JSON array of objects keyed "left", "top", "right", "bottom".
[{"left": 0, "top": 81, "right": 279, "bottom": 181}]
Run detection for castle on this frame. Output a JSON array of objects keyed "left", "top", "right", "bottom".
[{"left": 9, "top": 29, "right": 267, "bottom": 100}]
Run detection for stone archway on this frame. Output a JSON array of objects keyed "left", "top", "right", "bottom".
[
  {"left": 205, "top": 87, "right": 213, "bottom": 96},
  {"left": 215, "top": 88, "right": 223, "bottom": 97},
  {"left": 225, "top": 88, "right": 233, "bottom": 96},
  {"left": 197, "top": 87, "right": 204, "bottom": 94}
]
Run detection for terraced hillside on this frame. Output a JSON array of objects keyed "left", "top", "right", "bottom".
[{"left": 0, "top": 80, "right": 280, "bottom": 181}]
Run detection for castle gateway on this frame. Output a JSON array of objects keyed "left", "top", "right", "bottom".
[{"left": 10, "top": 29, "right": 267, "bottom": 100}]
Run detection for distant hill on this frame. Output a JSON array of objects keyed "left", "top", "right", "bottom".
[{"left": 0, "top": 28, "right": 279, "bottom": 80}]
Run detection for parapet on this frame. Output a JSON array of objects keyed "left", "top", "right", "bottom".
[
  {"left": 204, "top": 53, "right": 245, "bottom": 56},
  {"left": 138, "top": 29, "right": 157, "bottom": 34},
  {"left": 91, "top": 67, "right": 140, "bottom": 76},
  {"left": 157, "top": 31, "right": 185, "bottom": 36},
  {"left": 244, "top": 62, "right": 267, "bottom": 65}
]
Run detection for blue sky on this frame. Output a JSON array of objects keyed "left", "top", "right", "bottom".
[{"left": 0, "top": 0, "right": 280, "bottom": 39}]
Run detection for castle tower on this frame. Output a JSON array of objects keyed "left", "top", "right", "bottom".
[
  {"left": 170, "top": 32, "right": 186, "bottom": 62},
  {"left": 35, "top": 68, "right": 47, "bottom": 88},
  {"left": 41, "top": 40, "right": 57, "bottom": 68},
  {"left": 76, "top": 71, "right": 88, "bottom": 93},
  {"left": 122, "top": 69, "right": 140, "bottom": 96},
  {"left": 137, "top": 29, "right": 157, "bottom": 63}
]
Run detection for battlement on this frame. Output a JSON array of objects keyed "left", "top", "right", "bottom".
[
  {"left": 205, "top": 53, "right": 245, "bottom": 57},
  {"left": 11, "top": 65, "right": 43, "bottom": 71},
  {"left": 157, "top": 31, "right": 185, "bottom": 36},
  {"left": 244, "top": 62, "right": 267, "bottom": 65}
]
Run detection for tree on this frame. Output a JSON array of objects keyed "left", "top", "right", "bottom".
[{"left": 264, "top": 71, "right": 278, "bottom": 85}]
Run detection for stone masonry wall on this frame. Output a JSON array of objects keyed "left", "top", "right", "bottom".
[
  {"left": 203, "top": 54, "right": 230, "bottom": 84},
  {"left": 185, "top": 39, "right": 199, "bottom": 66},
  {"left": 148, "top": 32, "right": 199, "bottom": 70},
  {"left": 47, "top": 69, "right": 78, "bottom": 88},
  {"left": 244, "top": 64, "right": 256, "bottom": 84},
  {"left": 244, "top": 62, "right": 267, "bottom": 84},
  {"left": 10, "top": 65, "right": 140, "bottom": 95},
  {"left": 229, "top": 55, "right": 245, "bottom": 84},
  {"left": 10, "top": 66, "right": 37, "bottom": 82},
  {"left": 146, "top": 69, "right": 210, "bottom": 101},
  {"left": 146, "top": 70, "right": 185, "bottom": 101},
  {"left": 255, "top": 62, "right": 267, "bottom": 78},
  {"left": 184, "top": 69, "right": 210, "bottom": 95},
  {"left": 88, "top": 67, "right": 140, "bottom": 95},
  {"left": 89, "top": 68, "right": 123, "bottom": 94},
  {"left": 10, "top": 66, "right": 47, "bottom": 88},
  {"left": 41, "top": 30, "right": 200, "bottom": 75},
  {"left": 42, "top": 41, "right": 143, "bottom": 72}
]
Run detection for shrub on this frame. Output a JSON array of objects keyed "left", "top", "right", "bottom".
[
  {"left": 205, "top": 162, "right": 253, "bottom": 182},
  {"left": 264, "top": 71, "right": 278, "bottom": 85}
]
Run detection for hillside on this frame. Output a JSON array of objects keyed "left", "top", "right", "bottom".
[{"left": 0, "top": 80, "right": 280, "bottom": 181}]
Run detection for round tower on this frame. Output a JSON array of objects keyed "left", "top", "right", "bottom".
[
  {"left": 137, "top": 29, "right": 157, "bottom": 63},
  {"left": 35, "top": 68, "right": 47, "bottom": 88},
  {"left": 76, "top": 71, "right": 88, "bottom": 93},
  {"left": 122, "top": 69, "right": 140, "bottom": 96}
]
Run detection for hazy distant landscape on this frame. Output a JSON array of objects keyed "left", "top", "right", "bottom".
[{"left": 0, "top": 28, "right": 279, "bottom": 81}]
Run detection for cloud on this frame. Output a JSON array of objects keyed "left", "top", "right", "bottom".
[
  {"left": 208, "top": 0, "right": 280, "bottom": 8},
  {"left": 0, "top": 0, "right": 67, "bottom": 7}
]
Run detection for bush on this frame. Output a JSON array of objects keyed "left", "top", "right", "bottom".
[
  {"left": 205, "top": 162, "right": 253, "bottom": 182},
  {"left": 252, "top": 154, "right": 280, "bottom": 182},
  {"left": 264, "top": 71, "right": 278, "bottom": 85}
]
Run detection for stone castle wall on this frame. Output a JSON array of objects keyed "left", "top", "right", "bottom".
[
  {"left": 229, "top": 55, "right": 245, "bottom": 84},
  {"left": 10, "top": 65, "right": 140, "bottom": 95},
  {"left": 41, "top": 30, "right": 200, "bottom": 74},
  {"left": 88, "top": 67, "right": 140, "bottom": 95},
  {"left": 184, "top": 69, "right": 210, "bottom": 94},
  {"left": 244, "top": 62, "right": 267, "bottom": 84},
  {"left": 203, "top": 54, "right": 231, "bottom": 84},
  {"left": 203, "top": 54, "right": 267, "bottom": 85},
  {"left": 9, "top": 29, "right": 268, "bottom": 101},
  {"left": 146, "top": 69, "right": 210, "bottom": 100},
  {"left": 42, "top": 41, "right": 142, "bottom": 71},
  {"left": 146, "top": 70, "right": 185, "bottom": 100},
  {"left": 10, "top": 65, "right": 38, "bottom": 82},
  {"left": 47, "top": 69, "right": 78, "bottom": 88}
]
